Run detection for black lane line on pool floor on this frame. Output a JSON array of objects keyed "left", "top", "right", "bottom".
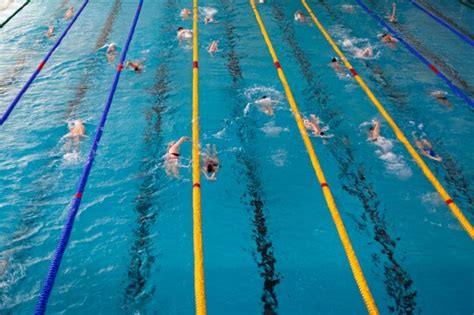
[
  {"left": 0, "top": 2, "right": 125, "bottom": 310},
  {"left": 271, "top": 2, "right": 417, "bottom": 313},
  {"left": 319, "top": 1, "right": 474, "bottom": 219},
  {"left": 65, "top": 0, "right": 122, "bottom": 119},
  {"left": 364, "top": 0, "right": 474, "bottom": 97},
  {"left": 122, "top": 63, "right": 168, "bottom": 308},
  {"left": 121, "top": 0, "right": 178, "bottom": 310},
  {"left": 221, "top": 0, "right": 281, "bottom": 312}
]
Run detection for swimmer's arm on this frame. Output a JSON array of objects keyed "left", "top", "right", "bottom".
[
  {"left": 427, "top": 155, "right": 442, "bottom": 162},
  {"left": 175, "top": 136, "right": 189, "bottom": 146}
]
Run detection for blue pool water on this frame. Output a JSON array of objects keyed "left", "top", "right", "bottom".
[{"left": 0, "top": 0, "right": 473, "bottom": 314}]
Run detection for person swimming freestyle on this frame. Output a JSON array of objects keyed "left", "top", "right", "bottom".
[
  {"left": 412, "top": 132, "right": 442, "bottom": 162},
  {"left": 202, "top": 144, "right": 220, "bottom": 181}
]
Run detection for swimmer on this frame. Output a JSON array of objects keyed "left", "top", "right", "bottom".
[
  {"left": 360, "top": 46, "right": 373, "bottom": 58},
  {"left": 330, "top": 57, "right": 344, "bottom": 74},
  {"left": 431, "top": 90, "right": 452, "bottom": 108},
  {"left": 166, "top": 136, "right": 190, "bottom": 177},
  {"left": 204, "top": 15, "right": 214, "bottom": 25},
  {"left": 368, "top": 119, "right": 381, "bottom": 142},
  {"left": 381, "top": 33, "right": 396, "bottom": 45},
  {"left": 387, "top": 3, "right": 397, "bottom": 23},
  {"left": 204, "top": 9, "right": 217, "bottom": 25},
  {"left": 65, "top": 119, "right": 85, "bottom": 152},
  {"left": 46, "top": 25, "right": 55, "bottom": 38},
  {"left": 255, "top": 95, "right": 274, "bottom": 116},
  {"left": 412, "top": 132, "right": 442, "bottom": 162},
  {"left": 341, "top": 4, "right": 354, "bottom": 12},
  {"left": 106, "top": 43, "right": 117, "bottom": 62},
  {"left": 177, "top": 27, "right": 193, "bottom": 41},
  {"left": 64, "top": 6, "right": 74, "bottom": 20},
  {"left": 202, "top": 144, "right": 220, "bottom": 181},
  {"left": 294, "top": 10, "right": 305, "bottom": 23},
  {"left": 125, "top": 60, "right": 143, "bottom": 72},
  {"left": 67, "top": 119, "right": 85, "bottom": 140},
  {"left": 208, "top": 40, "right": 218, "bottom": 55},
  {"left": 180, "top": 8, "right": 191, "bottom": 19},
  {"left": 304, "top": 114, "right": 326, "bottom": 137}
]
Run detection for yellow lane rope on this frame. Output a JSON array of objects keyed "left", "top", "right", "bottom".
[
  {"left": 249, "top": 1, "right": 379, "bottom": 313},
  {"left": 192, "top": 0, "right": 207, "bottom": 314},
  {"left": 301, "top": 0, "right": 473, "bottom": 239}
]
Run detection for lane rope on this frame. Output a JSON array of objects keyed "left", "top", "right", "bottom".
[
  {"left": 249, "top": 1, "right": 379, "bottom": 313},
  {"left": 354, "top": 0, "right": 474, "bottom": 110},
  {"left": 192, "top": 0, "right": 207, "bottom": 314},
  {"left": 409, "top": 0, "right": 474, "bottom": 48},
  {"left": 0, "top": 0, "right": 30, "bottom": 28},
  {"left": 301, "top": 0, "right": 474, "bottom": 239},
  {"left": 0, "top": 0, "right": 90, "bottom": 126},
  {"left": 33, "top": 1, "right": 144, "bottom": 314}
]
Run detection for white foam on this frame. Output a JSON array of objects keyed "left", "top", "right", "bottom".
[
  {"left": 271, "top": 149, "right": 287, "bottom": 167},
  {"left": 342, "top": 37, "right": 380, "bottom": 60},
  {"left": 62, "top": 151, "right": 81, "bottom": 165},
  {"left": 0, "top": 0, "right": 14, "bottom": 11},
  {"left": 0, "top": 0, "right": 27, "bottom": 22},
  {"left": 421, "top": 192, "right": 443, "bottom": 207},
  {"left": 244, "top": 86, "right": 283, "bottom": 104},
  {"left": 372, "top": 137, "right": 412, "bottom": 179},
  {"left": 243, "top": 102, "right": 251, "bottom": 116},
  {"left": 260, "top": 121, "right": 289, "bottom": 137},
  {"left": 200, "top": 6, "right": 217, "bottom": 17},
  {"left": 213, "top": 127, "right": 226, "bottom": 139}
]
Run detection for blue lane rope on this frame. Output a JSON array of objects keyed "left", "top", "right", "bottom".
[
  {"left": 410, "top": 0, "right": 474, "bottom": 48},
  {"left": 33, "top": 1, "right": 144, "bottom": 314},
  {"left": 0, "top": 0, "right": 90, "bottom": 126},
  {"left": 355, "top": 0, "right": 474, "bottom": 110}
]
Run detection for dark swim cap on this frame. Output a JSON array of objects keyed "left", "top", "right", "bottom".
[{"left": 331, "top": 57, "right": 337, "bottom": 62}]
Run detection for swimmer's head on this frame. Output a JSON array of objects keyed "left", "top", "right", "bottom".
[
  {"left": 207, "top": 164, "right": 214, "bottom": 173},
  {"left": 331, "top": 57, "right": 337, "bottom": 63},
  {"left": 369, "top": 127, "right": 374, "bottom": 131},
  {"left": 177, "top": 27, "right": 184, "bottom": 32},
  {"left": 320, "top": 131, "right": 325, "bottom": 136},
  {"left": 68, "top": 119, "right": 81, "bottom": 129},
  {"left": 261, "top": 95, "right": 268, "bottom": 99},
  {"left": 107, "top": 43, "right": 116, "bottom": 52}
]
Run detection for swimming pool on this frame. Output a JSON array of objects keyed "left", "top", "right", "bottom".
[{"left": 0, "top": 0, "right": 473, "bottom": 314}]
